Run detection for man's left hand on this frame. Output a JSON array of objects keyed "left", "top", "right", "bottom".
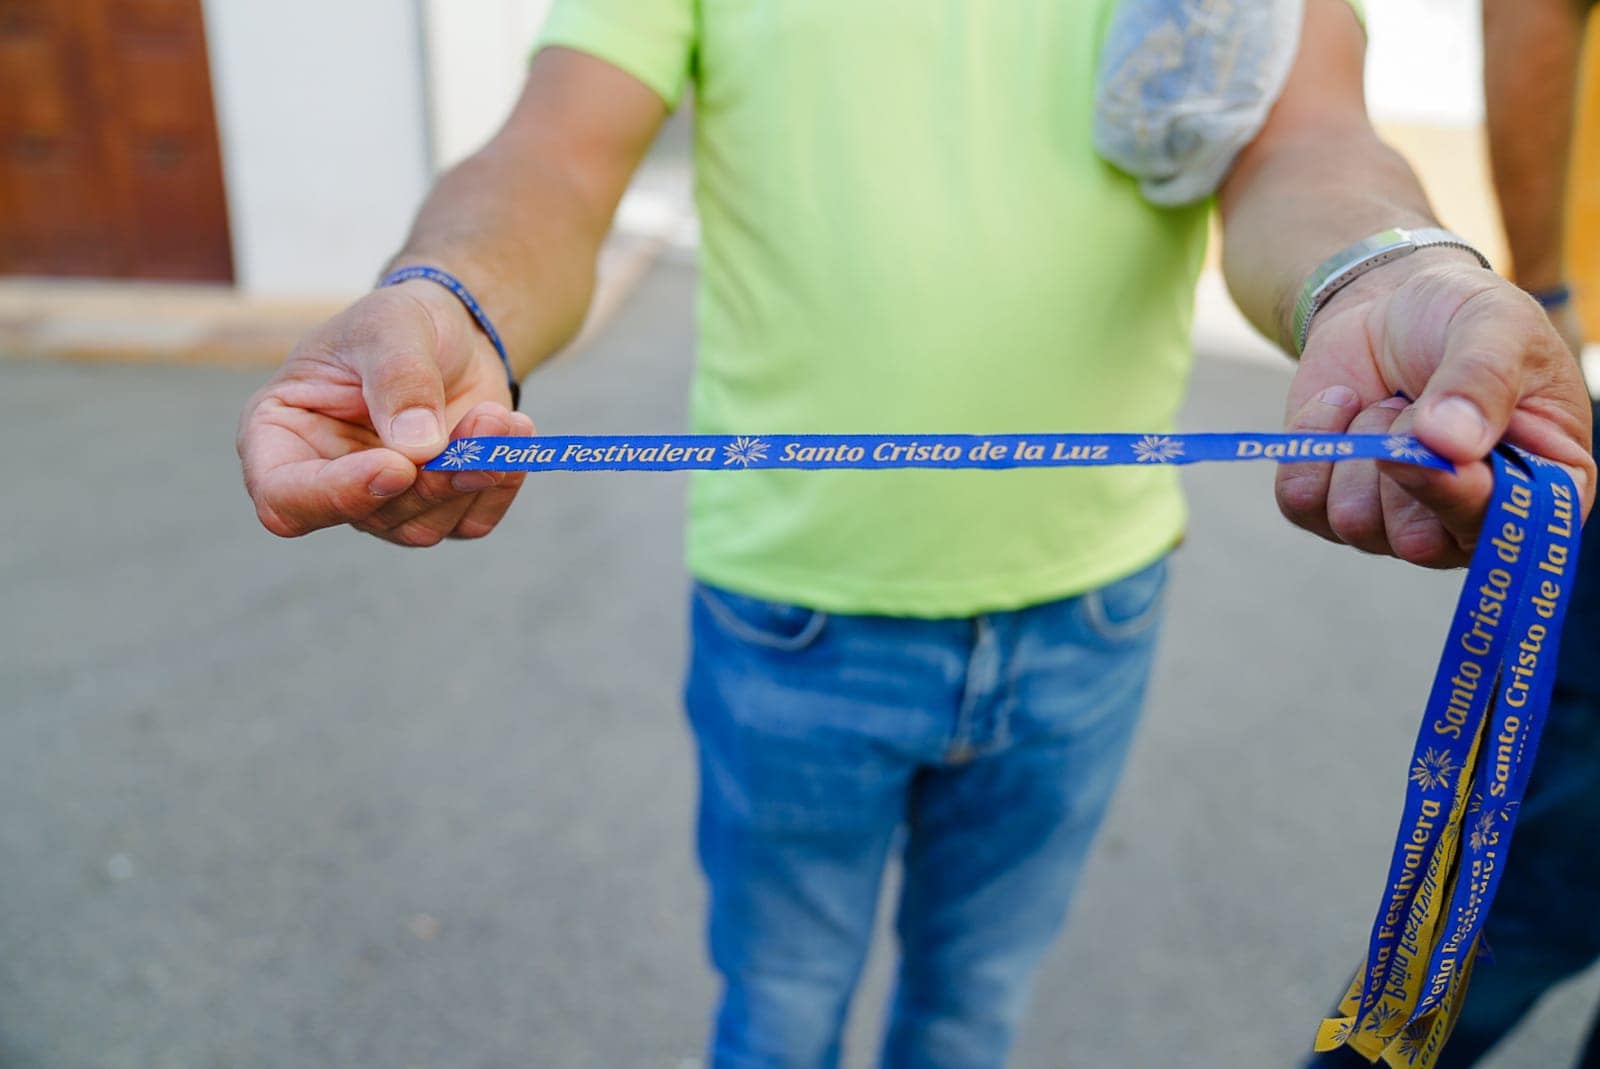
[{"left": 1276, "top": 250, "right": 1595, "bottom": 568}]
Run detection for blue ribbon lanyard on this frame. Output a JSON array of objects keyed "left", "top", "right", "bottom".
[
  {"left": 1406, "top": 451, "right": 1580, "bottom": 1024},
  {"left": 1308, "top": 445, "right": 1582, "bottom": 1065},
  {"left": 1347, "top": 449, "right": 1536, "bottom": 1032},
  {"left": 424, "top": 431, "right": 1450, "bottom": 473},
  {"left": 427, "top": 427, "right": 1582, "bottom": 1065}
]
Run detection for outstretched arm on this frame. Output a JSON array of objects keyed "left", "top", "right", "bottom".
[
  {"left": 1219, "top": 0, "right": 1594, "bottom": 567},
  {"left": 237, "top": 48, "right": 667, "bottom": 545}
]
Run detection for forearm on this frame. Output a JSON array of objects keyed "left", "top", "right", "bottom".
[
  {"left": 1218, "top": 0, "right": 1456, "bottom": 352},
  {"left": 1483, "top": 0, "right": 1589, "bottom": 290},
  {"left": 1221, "top": 124, "right": 1440, "bottom": 350},
  {"left": 384, "top": 48, "right": 667, "bottom": 379},
  {"left": 386, "top": 145, "right": 607, "bottom": 380}
]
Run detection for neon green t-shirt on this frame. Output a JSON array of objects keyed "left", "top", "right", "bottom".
[{"left": 540, "top": 0, "right": 1219, "bottom": 617}]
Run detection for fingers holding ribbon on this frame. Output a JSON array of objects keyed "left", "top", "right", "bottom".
[
  {"left": 1395, "top": 276, "right": 1595, "bottom": 520},
  {"left": 1377, "top": 403, "right": 1491, "bottom": 569},
  {"left": 452, "top": 439, "right": 534, "bottom": 540},
  {"left": 355, "top": 403, "right": 535, "bottom": 547},
  {"left": 238, "top": 390, "right": 418, "bottom": 539},
  {"left": 1323, "top": 395, "right": 1411, "bottom": 556},
  {"left": 1279, "top": 385, "right": 1467, "bottom": 567},
  {"left": 1276, "top": 383, "right": 1362, "bottom": 543},
  {"left": 1286, "top": 254, "right": 1595, "bottom": 566}
]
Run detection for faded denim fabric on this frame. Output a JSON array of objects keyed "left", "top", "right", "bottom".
[
  {"left": 1095, "top": 0, "right": 1302, "bottom": 205},
  {"left": 683, "top": 558, "right": 1169, "bottom": 1068}
]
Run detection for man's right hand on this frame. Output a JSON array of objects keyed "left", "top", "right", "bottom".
[
  {"left": 238, "top": 47, "right": 670, "bottom": 546},
  {"left": 237, "top": 279, "right": 534, "bottom": 546}
]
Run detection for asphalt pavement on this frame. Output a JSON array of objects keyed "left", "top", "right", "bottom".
[{"left": 2, "top": 262, "right": 1596, "bottom": 1068}]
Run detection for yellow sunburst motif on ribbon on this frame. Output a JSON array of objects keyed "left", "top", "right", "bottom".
[
  {"left": 1409, "top": 747, "right": 1455, "bottom": 791},
  {"left": 437, "top": 439, "right": 485, "bottom": 469},
  {"left": 722, "top": 436, "right": 769, "bottom": 467},
  {"left": 1468, "top": 810, "right": 1501, "bottom": 853},
  {"left": 1385, "top": 434, "right": 1434, "bottom": 463},
  {"left": 1132, "top": 434, "right": 1183, "bottom": 462}
]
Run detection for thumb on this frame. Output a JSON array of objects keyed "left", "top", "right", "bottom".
[
  {"left": 353, "top": 308, "right": 450, "bottom": 463},
  {"left": 1410, "top": 291, "right": 1531, "bottom": 464}
]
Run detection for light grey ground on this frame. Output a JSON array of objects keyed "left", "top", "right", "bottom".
[{"left": 1, "top": 263, "right": 1595, "bottom": 1069}]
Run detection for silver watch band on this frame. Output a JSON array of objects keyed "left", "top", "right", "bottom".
[{"left": 1292, "top": 227, "right": 1493, "bottom": 355}]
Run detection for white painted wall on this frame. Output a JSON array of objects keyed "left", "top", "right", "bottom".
[
  {"left": 202, "top": 0, "right": 433, "bottom": 296},
  {"left": 422, "top": 0, "right": 555, "bottom": 170},
  {"left": 1365, "top": 0, "right": 1484, "bottom": 127}
]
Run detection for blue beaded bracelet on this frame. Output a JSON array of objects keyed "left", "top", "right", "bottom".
[
  {"left": 380, "top": 265, "right": 521, "bottom": 408},
  {"left": 1528, "top": 283, "right": 1572, "bottom": 310}
]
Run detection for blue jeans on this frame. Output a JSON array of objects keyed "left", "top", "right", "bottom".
[{"left": 683, "top": 558, "right": 1169, "bottom": 1068}]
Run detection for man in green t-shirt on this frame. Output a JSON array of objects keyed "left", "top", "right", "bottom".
[{"left": 238, "top": 0, "right": 1594, "bottom": 1063}]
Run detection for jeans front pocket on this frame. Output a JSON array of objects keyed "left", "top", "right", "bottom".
[
  {"left": 1081, "top": 556, "right": 1169, "bottom": 644},
  {"left": 694, "top": 582, "right": 829, "bottom": 652}
]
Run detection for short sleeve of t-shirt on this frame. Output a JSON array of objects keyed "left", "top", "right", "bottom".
[{"left": 533, "top": 0, "right": 695, "bottom": 109}]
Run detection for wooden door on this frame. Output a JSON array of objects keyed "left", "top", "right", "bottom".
[{"left": 0, "top": 0, "right": 233, "bottom": 281}]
